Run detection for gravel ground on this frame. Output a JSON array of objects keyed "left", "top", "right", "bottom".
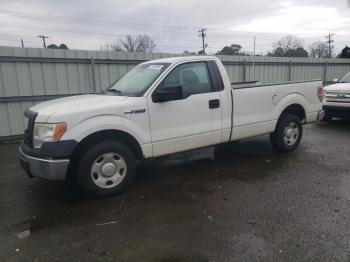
[{"left": 0, "top": 120, "right": 349, "bottom": 262}]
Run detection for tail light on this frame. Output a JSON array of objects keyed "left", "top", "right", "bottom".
[{"left": 317, "top": 86, "right": 324, "bottom": 102}]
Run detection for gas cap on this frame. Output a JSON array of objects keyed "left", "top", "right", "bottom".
[{"left": 272, "top": 95, "right": 279, "bottom": 105}]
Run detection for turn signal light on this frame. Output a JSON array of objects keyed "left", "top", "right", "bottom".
[{"left": 53, "top": 123, "right": 66, "bottom": 141}]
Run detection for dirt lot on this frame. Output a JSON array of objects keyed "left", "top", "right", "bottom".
[{"left": 0, "top": 120, "right": 350, "bottom": 262}]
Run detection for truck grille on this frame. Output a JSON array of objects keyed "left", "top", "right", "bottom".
[
  {"left": 325, "top": 91, "right": 350, "bottom": 103},
  {"left": 23, "top": 110, "right": 37, "bottom": 147}
]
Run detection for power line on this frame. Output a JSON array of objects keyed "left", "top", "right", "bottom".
[
  {"left": 0, "top": 26, "right": 341, "bottom": 54},
  {"left": 0, "top": 34, "right": 229, "bottom": 53},
  {"left": 3, "top": 8, "right": 346, "bottom": 38},
  {"left": 0, "top": 31, "right": 227, "bottom": 49},
  {"left": 0, "top": 9, "right": 347, "bottom": 54},
  {"left": 0, "top": 9, "right": 199, "bottom": 33},
  {"left": 1, "top": 8, "right": 349, "bottom": 46},
  {"left": 0, "top": 24, "right": 203, "bottom": 44}
]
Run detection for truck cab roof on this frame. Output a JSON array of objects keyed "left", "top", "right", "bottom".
[{"left": 144, "top": 55, "right": 218, "bottom": 64}]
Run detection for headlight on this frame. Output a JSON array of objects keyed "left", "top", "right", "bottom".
[{"left": 33, "top": 123, "right": 66, "bottom": 148}]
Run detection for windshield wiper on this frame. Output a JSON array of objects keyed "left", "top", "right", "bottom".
[{"left": 106, "top": 89, "right": 123, "bottom": 95}]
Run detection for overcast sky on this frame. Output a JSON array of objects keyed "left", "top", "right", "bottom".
[{"left": 0, "top": 0, "right": 349, "bottom": 55}]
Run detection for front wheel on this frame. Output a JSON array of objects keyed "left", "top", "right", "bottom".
[
  {"left": 77, "top": 140, "right": 136, "bottom": 197},
  {"left": 270, "top": 114, "right": 303, "bottom": 153}
]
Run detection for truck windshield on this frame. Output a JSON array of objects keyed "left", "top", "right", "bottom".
[
  {"left": 339, "top": 72, "right": 350, "bottom": 83},
  {"left": 106, "top": 62, "right": 170, "bottom": 96}
]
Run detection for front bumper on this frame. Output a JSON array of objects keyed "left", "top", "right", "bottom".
[
  {"left": 18, "top": 140, "right": 76, "bottom": 181},
  {"left": 19, "top": 147, "right": 69, "bottom": 180},
  {"left": 323, "top": 105, "right": 350, "bottom": 119}
]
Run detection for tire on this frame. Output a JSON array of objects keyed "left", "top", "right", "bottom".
[
  {"left": 77, "top": 140, "right": 136, "bottom": 197},
  {"left": 270, "top": 113, "right": 303, "bottom": 153}
]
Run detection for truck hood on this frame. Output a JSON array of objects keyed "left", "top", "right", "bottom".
[
  {"left": 30, "top": 94, "right": 128, "bottom": 122},
  {"left": 324, "top": 83, "right": 350, "bottom": 92}
]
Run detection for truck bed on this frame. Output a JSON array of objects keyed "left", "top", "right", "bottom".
[
  {"left": 231, "top": 79, "right": 322, "bottom": 89},
  {"left": 228, "top": 79, "right": 323, "bottom": 141}
]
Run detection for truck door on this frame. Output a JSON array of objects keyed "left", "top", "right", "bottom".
[{"left": 147, "top": 61, "right": 222, "bottom": 157}]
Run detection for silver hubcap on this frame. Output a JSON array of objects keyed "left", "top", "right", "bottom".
[
  {"left": 283, "top": 122, "right": 299, "bottom": 146},
  {"left": 91, "top": 153, "right": 127, "bottom": 189}
]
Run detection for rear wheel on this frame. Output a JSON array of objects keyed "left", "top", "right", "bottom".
[
  {"left": 77, "top": 140, "right": 136, "bottom": 197},
  {"left": 270, "top": 114, "right": 303, "bottom": 152}
]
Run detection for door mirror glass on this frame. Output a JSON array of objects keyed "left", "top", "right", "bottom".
[{"left": 153, "top": 84, "right": 183, "bottom": 103}]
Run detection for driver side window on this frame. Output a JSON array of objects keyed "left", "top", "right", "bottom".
[{"left": 162, "top": 62, "right": 212, "bottom": 98}]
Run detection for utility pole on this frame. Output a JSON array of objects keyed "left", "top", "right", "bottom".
[
  {"left": 37, "top": 35, "right": 49, "bottom": 48},
  {"left": 325, "top": 33, "right": 334, "bottom": 58},
  {"left": 198, "top": 28, "right": 207, "bottom": 54},
  {"left": 253, "top": 36, "right": 256, "bottom": 56},
  {"left": 21, "top": 38, "right": 24, "bottom": 48},
  {"left": 253, "top": 36, "right": 256, "bottom": 80}
]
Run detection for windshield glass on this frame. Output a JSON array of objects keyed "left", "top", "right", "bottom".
[
  {"left": 107, "top": 62, "right": 170, "bottom": 96},
  {"left": 339, "top": 71, "right": 350, "bottom": 83}
]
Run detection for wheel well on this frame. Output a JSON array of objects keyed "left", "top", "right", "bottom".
[
  {"left": 280, "top": 104, "right": 306, "bottom": 121},
  {"left": 71, "top": 130, "right": 143, "bottom": 161}
]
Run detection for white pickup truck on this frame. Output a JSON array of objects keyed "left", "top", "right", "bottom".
[
  {"left": 323, "top": 71, "right": 350, "bottom": 119},
  {"left": 19, "top": 56, "right": 324, "bottom": 197}
]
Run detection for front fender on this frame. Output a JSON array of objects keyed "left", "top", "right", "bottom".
[{"left": 61, "top": 114, "right": 151, "bottom": 145}]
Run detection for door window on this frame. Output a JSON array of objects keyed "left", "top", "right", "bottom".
[{"left": 162, "top": 62, "right": 212, "bottom": 98}]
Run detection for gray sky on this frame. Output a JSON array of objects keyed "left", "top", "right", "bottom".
[{"left": 0, "top": 0, "right": 349, "bottom": 55}]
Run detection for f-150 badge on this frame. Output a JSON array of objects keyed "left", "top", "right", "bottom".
[{"left": 124, "top": 109, "right": 146, "bottom": 115}]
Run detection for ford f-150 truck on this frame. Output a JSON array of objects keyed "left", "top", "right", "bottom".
[
  {"left": 323, "top": 71, "right": 350, "bottom": 119},
  {"left": 19, "top": 56, "right": 325, "bottom": 197}
]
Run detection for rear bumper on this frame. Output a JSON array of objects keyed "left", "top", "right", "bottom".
[
  {"left": 306, "top": 110, "right": 325, "bottom": 122},
  {"left": 323, "top": 105, "right": 350, "bottom": 119},
  {"left": 317, "top": 110, "right": 325, "bottom": 121},
  {"left": 19, "top": 147, "right": 69, "bottom": 180}
]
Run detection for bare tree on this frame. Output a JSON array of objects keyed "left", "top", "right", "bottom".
[
  {"left": 119, "top": 35, "right": 138, "bottom": 52},
  {"left": 102, "top": 35, "right": 156, "bottom": 53},
  {"left": 268, "top": 35, "right": 308, "bottom": 57},
  {"left": 136, "top": 35, "right": 156, "bottom": 52},
  {"left": 309, "top": 41, "right": 329, "bottom": 58}
]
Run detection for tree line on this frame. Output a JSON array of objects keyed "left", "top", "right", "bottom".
[
  {"left": 46, "top": 34, "right": 350, "bottom": 59},
  {"left": 216, "top": 35, "right": 350, "bottom": 59},
  {"left": 102, "top": 34, "right": 349, "bottom": 58}
]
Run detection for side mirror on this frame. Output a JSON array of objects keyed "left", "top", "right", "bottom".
[
  {"left": 152, "top": 84, "right": 183, "bottom": 103},
  {"left": 333, "top": 78, "right": 339, "bottom": 83}
]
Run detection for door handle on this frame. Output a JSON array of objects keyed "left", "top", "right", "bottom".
[{"left": 209, "top": 99, "right": 220, "bottom": 109}]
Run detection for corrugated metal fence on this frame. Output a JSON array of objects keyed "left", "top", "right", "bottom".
[{"left": 1, "top": 46, "right": 350, "bottom": 139}]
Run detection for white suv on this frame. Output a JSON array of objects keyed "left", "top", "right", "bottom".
[{"left": 323, "top": 71, "right": 350, "bottom": 120}]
